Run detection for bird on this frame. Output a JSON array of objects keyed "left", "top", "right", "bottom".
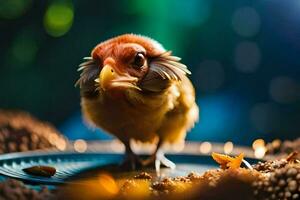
[{"left": 76, "top": 34, "right": 199, "bottom": 170}]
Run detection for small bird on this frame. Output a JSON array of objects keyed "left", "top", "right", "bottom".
[{"left": 76, "top": 34, "right": 199, "bottom": 170}]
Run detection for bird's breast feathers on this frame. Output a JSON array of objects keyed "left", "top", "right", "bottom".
[{"left": 81, "top": 82, "right": 183, "bottom": 142}]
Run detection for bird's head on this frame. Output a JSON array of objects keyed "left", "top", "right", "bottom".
[{"left": 76, "top": 34, "right": 190, "bottom": 97}]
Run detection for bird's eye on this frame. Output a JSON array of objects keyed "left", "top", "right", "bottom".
[{"left": 133, "top": 53, "right": 145, "bottom": 69}]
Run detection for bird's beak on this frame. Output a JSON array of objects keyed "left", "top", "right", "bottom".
[{"left": 96, "top": 64, "right": 141, "bottom": 91}]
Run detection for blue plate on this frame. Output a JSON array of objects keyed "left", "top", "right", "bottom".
[{"left": 0, "top": 150, "right": 259, "bottom": 185}]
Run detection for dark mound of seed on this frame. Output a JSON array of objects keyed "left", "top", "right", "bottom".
[
  {"left": 0, "top": 178, "right": 54, "bottom": 200},
  {"left": 134, "top": 172, "right": 152, "bottom": 180},
  {"left": 0, "top": 110, "right": 67, "bottom": 153},
  {"left": 253, "top": 159, "right": 288, "bottom": 173},
  {"left": 252, "top": 165, "right": 300, "bottom": 200}
]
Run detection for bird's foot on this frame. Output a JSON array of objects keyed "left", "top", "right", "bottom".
[
  {"left": 142, "top": 150, "right": 176, "bottom": 172},
  {"left": 120, "top": 152, "right": 142, "bottom": 171}
]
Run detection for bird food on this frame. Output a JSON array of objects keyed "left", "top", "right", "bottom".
[
  {"left": 23, "top": 165, "right": 56, "bottom": 177},
  {"left": 0, "top": 110, "right": 67, "bottom": 153},
  {"left": 0, "top": 179, "right": 54, "bottom": 200},
  {"left": 56, "top": 152, "right": 300, "bottom": 200}
]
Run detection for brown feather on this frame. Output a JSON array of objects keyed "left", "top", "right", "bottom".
[
  {"left": 75, "top": 58, "right": 100, "bottom": 98},
  {"left": 139, "top": 51, "right": 190, "bottom": 92}
]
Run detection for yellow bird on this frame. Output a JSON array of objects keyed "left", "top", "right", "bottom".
[{"left": 76, "top": 34, "right": 199, "bottom": 170}]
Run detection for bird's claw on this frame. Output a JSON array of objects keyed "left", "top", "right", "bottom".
[
  {"left": 120, "top": 152, "right": 142, "bottom": 171},
  {"left": 142, "top": 150, "right": 176, "bottom": 172}
]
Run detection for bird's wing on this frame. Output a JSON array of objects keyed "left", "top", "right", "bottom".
[
  {"left": 75, "top": 57, "right": 100, "bottom": 98},
  {"left": 139, "top": 51, "right": 191, "bottom": 92},
  {"left": 156, "top": 75, "right": 199, "bottom": 144},
  {"left": 137, "top": 51, "right": 199, "bottom": 143}
]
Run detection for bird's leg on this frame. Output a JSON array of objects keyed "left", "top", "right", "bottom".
[
  {"left": 142, "top": 139, "right": 176, "bottom": 171},
  {"left": 120, "top": 140, "right": 142, "bottom": 170}
]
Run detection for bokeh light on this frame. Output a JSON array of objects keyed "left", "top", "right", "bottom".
[
  {"left": 110, "top": 139, "right": 125, "bottom": 152},
  {"left": 49, "top": 133, "right": 59, "bottom": 145},
  {"left": 56, "top": 138, "right": 67, "bottom": 151},
  {"left": 10, "top": 31, "right": 38, "bottom": 66},
  {"left": 195, "top": 60, "right": 225, "bottom": 92},
  {"left": 43, "top": 1, "right": 74, "bottom": 37},
  {"left": 48, "top": 133, "right": 66, "bottom": 151},
  {"left": 223, "top": 141, "right": 233, "bottom": 154},
  {"left": 252, "top": 138, "right": 267, "bottom": 159},
  {"left": 232, "top": 7, "right": 261, "bottom": 37},
  {"left": 171, "top": 0, "right": 212, "bottom": 26},
  {"left": 252, "top": 139, "right": 265, "bottom": 150},
  {"left": 234, "top": 41, "right": 261, "bottom": 73},
  {"left": 65, "top": 173, "right": 119, "bottom": 199},
  {"left": 97, "top": 174, "right": 119, "bottom": 196},
  {"left": 74, "top": 139, "right": 87, "bottom": 153},
  {"left": 250, "top": 103, "right": 280, "bottom": 133},
  {"left": 254, "top": 146, "right": 266, "bottom": 159},
  {"left": 269, "top": 76, "right": 299, "bottom": 104},
  {"left": 0, "top": 0, "right": 32, "bottom": 19},
  {"left": 199, "top": 141, "right": 212, "bottom": 154},
  {"left": 171, "top": 141, "right": 185, "bottom": 153},
  {"left": 271, "top": 139, "right": 281, "bottom": 149}
]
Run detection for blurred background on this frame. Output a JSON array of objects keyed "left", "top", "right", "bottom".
[{"left": 0, "top": 0, "right": 299, "bottom": 147}]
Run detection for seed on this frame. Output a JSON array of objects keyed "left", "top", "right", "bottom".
[
  {"left": 23, "top": 165, "right": 56, "bottom": 177},
  {"left": 267, "top": 186, "right": 273, "bottom": 192},
  {"left": 288, "top": 180, "right": 297, "bottom": 192},
  {"left": 279, "top": 179, "right": 286, "bottom": 186},
  {"left": 293, "top": 194, "right": 299, "bottom": 199},
  {"left": 285, "top": 191, "right": 291, "bottom": 198},
  {"left": 278, "top": 192, "right": 284, "bottom": 197},
  {"left": 287, "top": 168, "right": 297, "bottom": 177}
]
